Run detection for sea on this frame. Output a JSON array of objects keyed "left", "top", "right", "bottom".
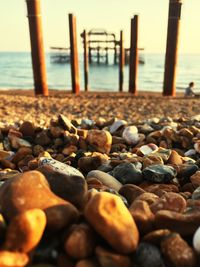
[{"left": 0, "top": 52, "right": 200, "bottom": 93}]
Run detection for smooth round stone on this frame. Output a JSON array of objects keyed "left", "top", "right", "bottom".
[
  {"left": 0, "top": 251, "right": 29, "bottom": 267},
  {"left": 4, "top": 209, "right": 46, "bottom": 253},
  {"left": 86, "top": 130, "right": 112, "bottom": 154},
  {"left": 193, "top": 226, "right": 200, "bottom": 253},
  {"left": 87, "top": 170, "right": 122, "bottom": 192},
  {"left": 134, "top": 242, "right": 165, "bottom": 267},
  {"left": 192, "top": 186, "right": 200, "bottom": 200},
  {"left": 161, "top": 233, "right": 197, "bottom": 267},
  {"left": 143, "top": 164, "right": 176, "bottom": 183},
  {"left": 122, "top": 126, "right": 140, "bottom": 145},
  {"left": 19, "top": 121, "right": 35, "bottom": 137},
  {"left": 84, "top": 192, "right": 139, "bottom": 254},
  {"left": 109, "top": 120, "right": 127, "bottom": 134},
  {"left": 64, "top": 223, "right": 96, "bottom": 259},
  {"left": 177, "top": 164, "right": 199, "bottom": 182},
  {"left": 111, "top": 162, "right": 143, "bottom": 185},
  {"left": 191, "top": 171, "right": 200, "bottom": 186},
  {"left": 0, "top": 150, "right": 14, "bottom": 160},
  {"left": 95, "top": 246, "right": 131, "bottom": 267},
  {"left": 38, "top": 157, "right": 87, "bottom": 208},
  {"left": 119, "top": 184, "right": 146, "bottom": 205}
]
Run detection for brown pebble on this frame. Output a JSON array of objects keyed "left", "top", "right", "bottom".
[
  {"left": 95, "top": 246, "right": 131, "bottom": 267},
  {"left": 135, "top": 192, "right": 159, "bottom": 205},
  {"left": 142, "top": 229, "right": 172, "bottom": 246},
  {"left": 129, "top": 200, "right": 155, "bottom": 234},
  {"left": 64, "top": 223, "right": 96, "bottom": 259},
  {"left": 119, "top": 184, "right": 146, "bottom": 205},
  {"left": 161, "top": 233, "right": 197, "bottom": 267},
  {"left": 84, "top": 192, "right": 139, "bottom": 254},
  {"left": 0, "top": 251, "right": 29, "bottom": 267},
  {"left": 4, "top": 209, "right": 46, "bottom": 253},
  {"left": 150, "top": 192, "right": 186, "bottom": 214}
]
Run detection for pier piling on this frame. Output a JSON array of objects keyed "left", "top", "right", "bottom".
[
  {"left": 26, "top": 0, "right": 48, "bottom": 96},
  {"left": 129, "top": 15, "right": 139, "bottom": 95},
  {"left": 119, "top": 30, "right": 124, "bottom": 92},
  {"left": 69, "top": 13, "right": 80, "bottom": 94},
  {"left": 83, "top": 30, "right": 89, "bottom": 91},
  {"left": 163, "top": 0, "right": 182, "bottom": 96}
]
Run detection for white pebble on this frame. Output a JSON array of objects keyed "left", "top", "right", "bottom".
[{"left": 193, "top": 226, "right": 200, "bottom": 253}]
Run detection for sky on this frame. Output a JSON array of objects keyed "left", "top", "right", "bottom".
[{"left": 1, "top": 0, "right": 200, "bottom": 53}]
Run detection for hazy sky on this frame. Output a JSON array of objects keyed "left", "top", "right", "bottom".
[{"left": 1, "top": 0, "right": 200, "bottom": 53}]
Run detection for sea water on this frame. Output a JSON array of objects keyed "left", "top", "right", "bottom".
[{"left": 0, "top": 52, "right": 200, "bottom": 93}]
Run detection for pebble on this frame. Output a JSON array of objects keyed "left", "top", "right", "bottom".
[
  {"left": 4, "top": 209, "right": 46, "bottom": 253},
  {"left": 87, "top": 130, "right": 112, "bottom": 154},
  {"left": 122, "top": 126, "right": 140, "bottom": 145},
  {"left": 87, "top": 170, "right": 122, "bottom": 192},
  {"left": 0, "top": 251, "right": 29, "bottom": 267},
  {"left": 109, "top": 119, "right": 127, "bottom": 134},
  {"left": 193, "top": 226, "right": 200, "bottom": 254},
  {"left": 111, "top": 162, "right": 143, "bottom": 185},
  {"left": 161, "top": 233, "right": 197, "bottom": 267},
  {"left": 84, "top": 192, "right": 139, "bottom": 254},
  {"left": 143, "top": 164, "right": 176, "bottom": 183},
  {"left": 38, "top": 157, "right": 87, "bottom": 208},
  {"left": 134, "top": 242, "right": 165, "bottom": 267}
]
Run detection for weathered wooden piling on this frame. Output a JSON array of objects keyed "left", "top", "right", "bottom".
[
  {"left": 163, "top": 0, "right": 182, "bottom": 96},
  {"left": 26, "top": 0, "right": 48, "bottom": 96},
  {"left": 129, "top": 15, "right": 139, "bottom": 95},
  {"left": 119, "top": 30, "right": 124, "bottom": 92},
  {"left": 69, "top": 13, "right": 80, "bottom": 94},
  {"left": 83, "top": 30, "right": 89, "bottom": 91}
]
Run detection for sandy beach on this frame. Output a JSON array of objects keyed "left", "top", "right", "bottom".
[{"left": 0, "top": 90, "right": 200, "bottom": 126}]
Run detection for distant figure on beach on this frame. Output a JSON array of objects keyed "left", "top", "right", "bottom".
[{"left": 185, "top": 82, "right": 196, "bottom": 97}]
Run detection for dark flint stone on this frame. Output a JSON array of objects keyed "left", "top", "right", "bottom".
[
  {"left": 38, "top": 157, "right": 87, "bottom": 209},
  {"left": 110, "top": 162, "right": 143, "bottom": 185},
  {"left": 134, "top": 242, "right": 165, "bottom": 267},
  {"left": 143, "top": 164, "right": 176, "bottom": 183},
  {"left": 177, "top": 164, "right": 199, "bottom": 185}
]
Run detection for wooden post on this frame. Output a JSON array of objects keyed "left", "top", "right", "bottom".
[
  {"left": 129, "top": 15, "right": 138, "bottom": 95},
  {"left": 83, "top": 30, "right": 89, "bottom": 91},
  {"left": 97, "top": 46, "right": 100, "bottom": 64},
  {"left": 163, "top": 0, "right": 182, "bottom": 96},
  {"left": 119, "top": 30, "right": 124, "bottom": 92},
  {"left": 69, "top": 13, "right": 80, "bottom": 94},
  {"left": 26, "top": 0, "right": 48, "bottom": 96},
  {"left": 105, "top": 47, "right": 109, "bottom": 64},
  {"left": 114, "top": 46, "right": 117, "bottom": 65},
  {"left": 89, "top": 48, "right": 92, "bottom": 64}
]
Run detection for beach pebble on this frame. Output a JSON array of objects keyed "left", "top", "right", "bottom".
[
  {"left": 134, "top": 242, "right": 165, "bottom": 267},
  {"left": 150, "top": 192, "right": 186, "bottom": 214},
  {"left": 161, "top": 233, "right": 197, "bottom": 267},
  {"left": 4, "top": 209, "right": 46, "bottom": 253},
  {"left": 95, "top": 246, "right": 131, "bottom": 267},
  {"left": 0, "top": 251, "right": 29, "bottom": 267},
  {"left": 109, "top": 119, "right": 127, "bottom": 134},
  {"left": 111, "top": 162, "right": 143, "bottom": 185},
  {"left": 119, "top": 184, "right": 146, "bottom": 205},
  {"left": 87, "top": 130, "right": 112, "bottom": 154},
  {"left": 167, "top": 150, "right": 183, "bottom": 165},
  {"left": 58, "top": 114, "right": 77, "bottom": 133},
  {"left": 0, "top": 171, "right": 79, "bottom": 231},
  {"left": 84, "top": 192, "right": 139, "bottom": 254},
  {"left": 11, "top": 147, "right": 32, "bottom": 164},
  {"left": 64, "top": 223, "right": 96, "bottom": 259},
  {"left": 19, "top": 121, "right": 35, "bottom": 137},
  {"left": 142, "top": 229, "right": 172, "bottom": 246},
  {"left": 75, "top": 259, "right": 99, "bottom": 267},
  {"left": 38, "top": 157, "right": 87, "bottom": 208},
  {"left": 0, "top": 169, "right": 19, "bottom": 181},
  {"left": 122, "top": 126, "right": 140, "bottom": 145},
  {"left": 9, "top": 136, "right": 32, "bottom": 149},
  {"left": 192, "top": 186, "right": 200, "bottom": 200},
  {"left": 177, "top": 163, "right": 199, "bottom": 184},
  {"left": 194, "top": 141, "right": 200, "bottom": 153},
  {"left": 35, "top": 130, "right": 51, "bottom": 146},
  {"left": 0, "top": 150, "right": 14, "bottom": 161},
  {"left": 193, "top": 226, "right": 200, "bottom": 254},
  {"left": 129, "top": 200, "right": 155, "bottom": 234},
  {"left": 143, "top": 164, "right": 176, "bottom": 183},
  {"left": 87, "top": 170, "right": 122, "bottom": 192},
  {"left": 190, "top": 171, "right": 200, "bottom": 186},
  {"left": 138, "top": 144, "right": 158, "bottom": 156}
]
